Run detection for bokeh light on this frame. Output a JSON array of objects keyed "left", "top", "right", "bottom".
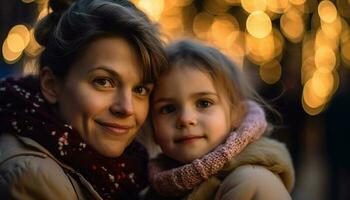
[
  {"left": 314, "top": 46, "right": 336, "bottom": 73},
  {"left": 246, "top": 11, "right": 272, "bottom": 38},
  {"left": 210, "top": 14, "right": 239, "bottom": 47},
  {"left": 4, "top": 0, "right": 350, "bottom": 116},
  {"left": 289, "top": 0, "right": 306, "bottom": 6},
  {"left": 260, "top": 59, "right": 282, "bottom": 84},
  {"left": 241, "top": 0, "right": 267, "bottom": 13},
  {"left": 193, "top": 11, "right": 214, "bottom": 40},
  {"left": 136, "top": 0, "right": 164, "bottom": 20},
  {"left": 266, "top": 0, "right": 289, "bottom": 14},
  {"left": 280, "top": 8, "right": 305, "bottom": 43},
  {"left": 318, "top": 0, "right": 337, "bottom": 23}
]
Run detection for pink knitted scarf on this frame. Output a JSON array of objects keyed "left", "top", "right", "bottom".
[{"left": 148, "top": 100, "right": 267, "bottom": 196}]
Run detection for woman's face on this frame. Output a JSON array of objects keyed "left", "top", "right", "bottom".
[{"left": 54, "top": 37, "right": 153, "bottom": 157}]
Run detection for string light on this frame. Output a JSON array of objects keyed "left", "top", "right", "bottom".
[{"left": 4, "top": 0, "right": 349, "bottom": 116}]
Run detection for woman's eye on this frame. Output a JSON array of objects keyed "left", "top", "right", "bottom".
[
  {"left": 133, "top": 85, "right": 151, "bottom": 96},
  {"left": 197, "top": 100, "right": 213, "bottom": 108},
  {"left": 93, "top": 78, "right": 114, "bottom": 88},
  {"left": 159, "top": 105, "right": 176, "bottom": 114}
]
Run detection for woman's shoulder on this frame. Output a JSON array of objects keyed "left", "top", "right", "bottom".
[{"left": 0, "top": 133, "right": 78, "bottom": 199}]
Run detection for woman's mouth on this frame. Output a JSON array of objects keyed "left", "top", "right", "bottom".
[{"left": 95, "top": 121, "right": 132, "bottom": 135}]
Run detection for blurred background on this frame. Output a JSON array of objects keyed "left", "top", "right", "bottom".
[{"left": 1, "top": 0, "right": 349, "bottom": 199}]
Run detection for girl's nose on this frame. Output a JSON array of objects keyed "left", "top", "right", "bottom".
[
  {"left": 110, "top": 90, "right": 134, "bottom": 117},
  {"left": 176, "top": 109, "right": 197, "bottom": 129}
]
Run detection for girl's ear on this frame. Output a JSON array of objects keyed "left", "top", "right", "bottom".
[{"left": 39, "top": 67, "right": 60, "bottom": 104}]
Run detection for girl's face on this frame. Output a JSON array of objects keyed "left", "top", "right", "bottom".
[
  {"left": 152, "top": 66, "right": 238, "bottom": 163},
  {"left": 52, "top": 37, "right": 153, "bottom": 157}
]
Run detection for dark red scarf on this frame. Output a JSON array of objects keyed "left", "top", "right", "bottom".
[{"left": 0, "top": 76, "right": 148, "bottom": 200}]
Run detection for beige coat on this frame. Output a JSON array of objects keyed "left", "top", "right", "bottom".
[
  {"left": 186, "top": 137, "right": 295, "bottom": 200},
  {"left": 0, "top": 133, "right": 103, "bottom": 200}
]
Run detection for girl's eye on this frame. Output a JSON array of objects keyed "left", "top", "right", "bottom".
[
  {"left": 159, "top": 105, "right": 176, "bottom": 114},
  {"left": 93, "top": 78, "right": 115, "bottom": 88},
  {"left": 196, "top": 100, "right": 213, "bottom": 108},
  {"left": 133, "top": 85, "right": 151, "bottom": 96}
]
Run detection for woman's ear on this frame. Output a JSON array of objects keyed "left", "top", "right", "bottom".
[{"left": 39, "top": 67, "right": 60, "bottom": 104}]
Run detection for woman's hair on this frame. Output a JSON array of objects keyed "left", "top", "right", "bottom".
[{"left": 35, "top": 0, "right": 167, "bottom": 82}]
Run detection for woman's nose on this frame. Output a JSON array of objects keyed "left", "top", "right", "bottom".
[
  {"left": 176, "top": 109, "right": 197, "bottom": 129},
  {"left": 110, "top": 90, "right": 134, "bottom": 117}
]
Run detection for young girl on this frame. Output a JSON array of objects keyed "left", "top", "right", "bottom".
[{"left": 145, "top": 40, "right": 295, "bottom": 200}]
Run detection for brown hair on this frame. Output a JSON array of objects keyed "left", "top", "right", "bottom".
[
  {"left": 35, "top": 0, "right": 167, "bottom": 82},
  {"left": 163, "top": 40, "right": 278, "bottom": 128},
  {"left": 164, "top": 40, "right": 250, "bottom": 112}
]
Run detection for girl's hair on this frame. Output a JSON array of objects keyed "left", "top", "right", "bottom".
[
  {"left": 35, "top": 0, "right": 167, "bottom": 82},
  {"left": 141, "top": 39, "right": 277, "bottom": 158},
  {"left": 164, "top": 40, "right": 258, "bottom": 110}
]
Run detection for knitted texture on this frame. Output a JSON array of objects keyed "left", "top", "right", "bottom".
[{"left": 148, "top": 100, "right": 267, "bottom": 196}]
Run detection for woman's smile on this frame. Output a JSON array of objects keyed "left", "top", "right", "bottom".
[{"left": 95, "top": 120, "right": 133, "bottom": 135}]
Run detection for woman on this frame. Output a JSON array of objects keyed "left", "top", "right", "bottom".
[{"left": 0, "top": 0, "right": 166, "bottom": 199}]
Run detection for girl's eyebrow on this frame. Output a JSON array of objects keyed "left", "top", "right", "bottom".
[
  {"left": 192, "top": 91, "right": 218, "bottom": 98},
  {"left": 153, "top": 91, "right": 218, "bottom": 104},
  {"left": 153, "top": 97, "right": 173, "bottom": 104}
]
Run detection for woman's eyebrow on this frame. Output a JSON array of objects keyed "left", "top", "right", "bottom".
[{"left": 88, "top": 66, "right": 121, "bottom": 80}]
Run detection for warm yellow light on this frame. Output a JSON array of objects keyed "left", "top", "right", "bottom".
[
  {"left": 314, "top": 46, "right": 336, "bottom": 73},
  {"left": 341, "top": 40, "right": 350, "bottom": 66},
  {"left": 8, "top": 24, "right": 30, "bottom": 49},
  {"left": 2, "top": 39, "right": 22, "bottom": 64},
  {"left": 302, "top": 32, "right": 315, "bottom": 61},
  {"left": 280, "top": 8, "right": 305, "bottom": 43},
  {"left": 340, "top": 18, "right": 350, "bottom": 44},
  {"left": 318, "top": 0, "right": 337, "bottom": 23},
  {"left": 224, "top": 41, "right": 245, "bottom": 68},
  {"left": 204, "top": 0, "right": 230, "bottom": 13},
  {"left": 266, "top": 0, "right": 289, "bottom": 13},
  {"left": 301, "top": 56, "right": 316, "bottom": 85},
  {"left": 303, "top": 80, "right": 326, "bottom": 109},
  {"left": 24, "top": 29, "right": 43, "bottom": 57},
  {"left": 311, "top": 70, "right": 334, "bottom": 98},
  {"left": 173, "top": 0, "right": 194, "bottom": 7},
  {"left": 289, "top": 0, "right": 306, "bottom": 6},
  {"left": 245, "top": 32, "right": 275, "bottom": 64},
  {"left": 246, "top": 11, "right": 272, "bottom": 39},
  {"left": 259, "top": 60, "right": 282, "bottom": 84},
  {"left": 193, "top": 12, "right": 214, "bottom": 40},
  {"left": 321, "top": 16, "right": 342, "bottom": 39},
  {"left": 302, "top": 96, "right": 325, "bottom": 116},
  {"left": 224, "top": 0, "right": 241, "bottom": 5},
  {"left": 6, "top": 33, "right": 25, "bottom": 53},
  {"left": 211, "top": 14, "right": 239, "bottom": 48},
  {"left": 137, "top": 0, "right": 164, "bottom": 20},
  {"left": 241, "top": 0, "right": 267, "bottom": 13},
  {"left": 272, "top": 28, "right": 284, "bottom": 59},
  {"left": 160, "top": 14, "right": 183, "bottom": 30},
  {"left": 315, "top": 28, "right": 338, "bottom": 51},
  {"left": 38, "top": 7, "right": 52, "bottom": 20}
]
